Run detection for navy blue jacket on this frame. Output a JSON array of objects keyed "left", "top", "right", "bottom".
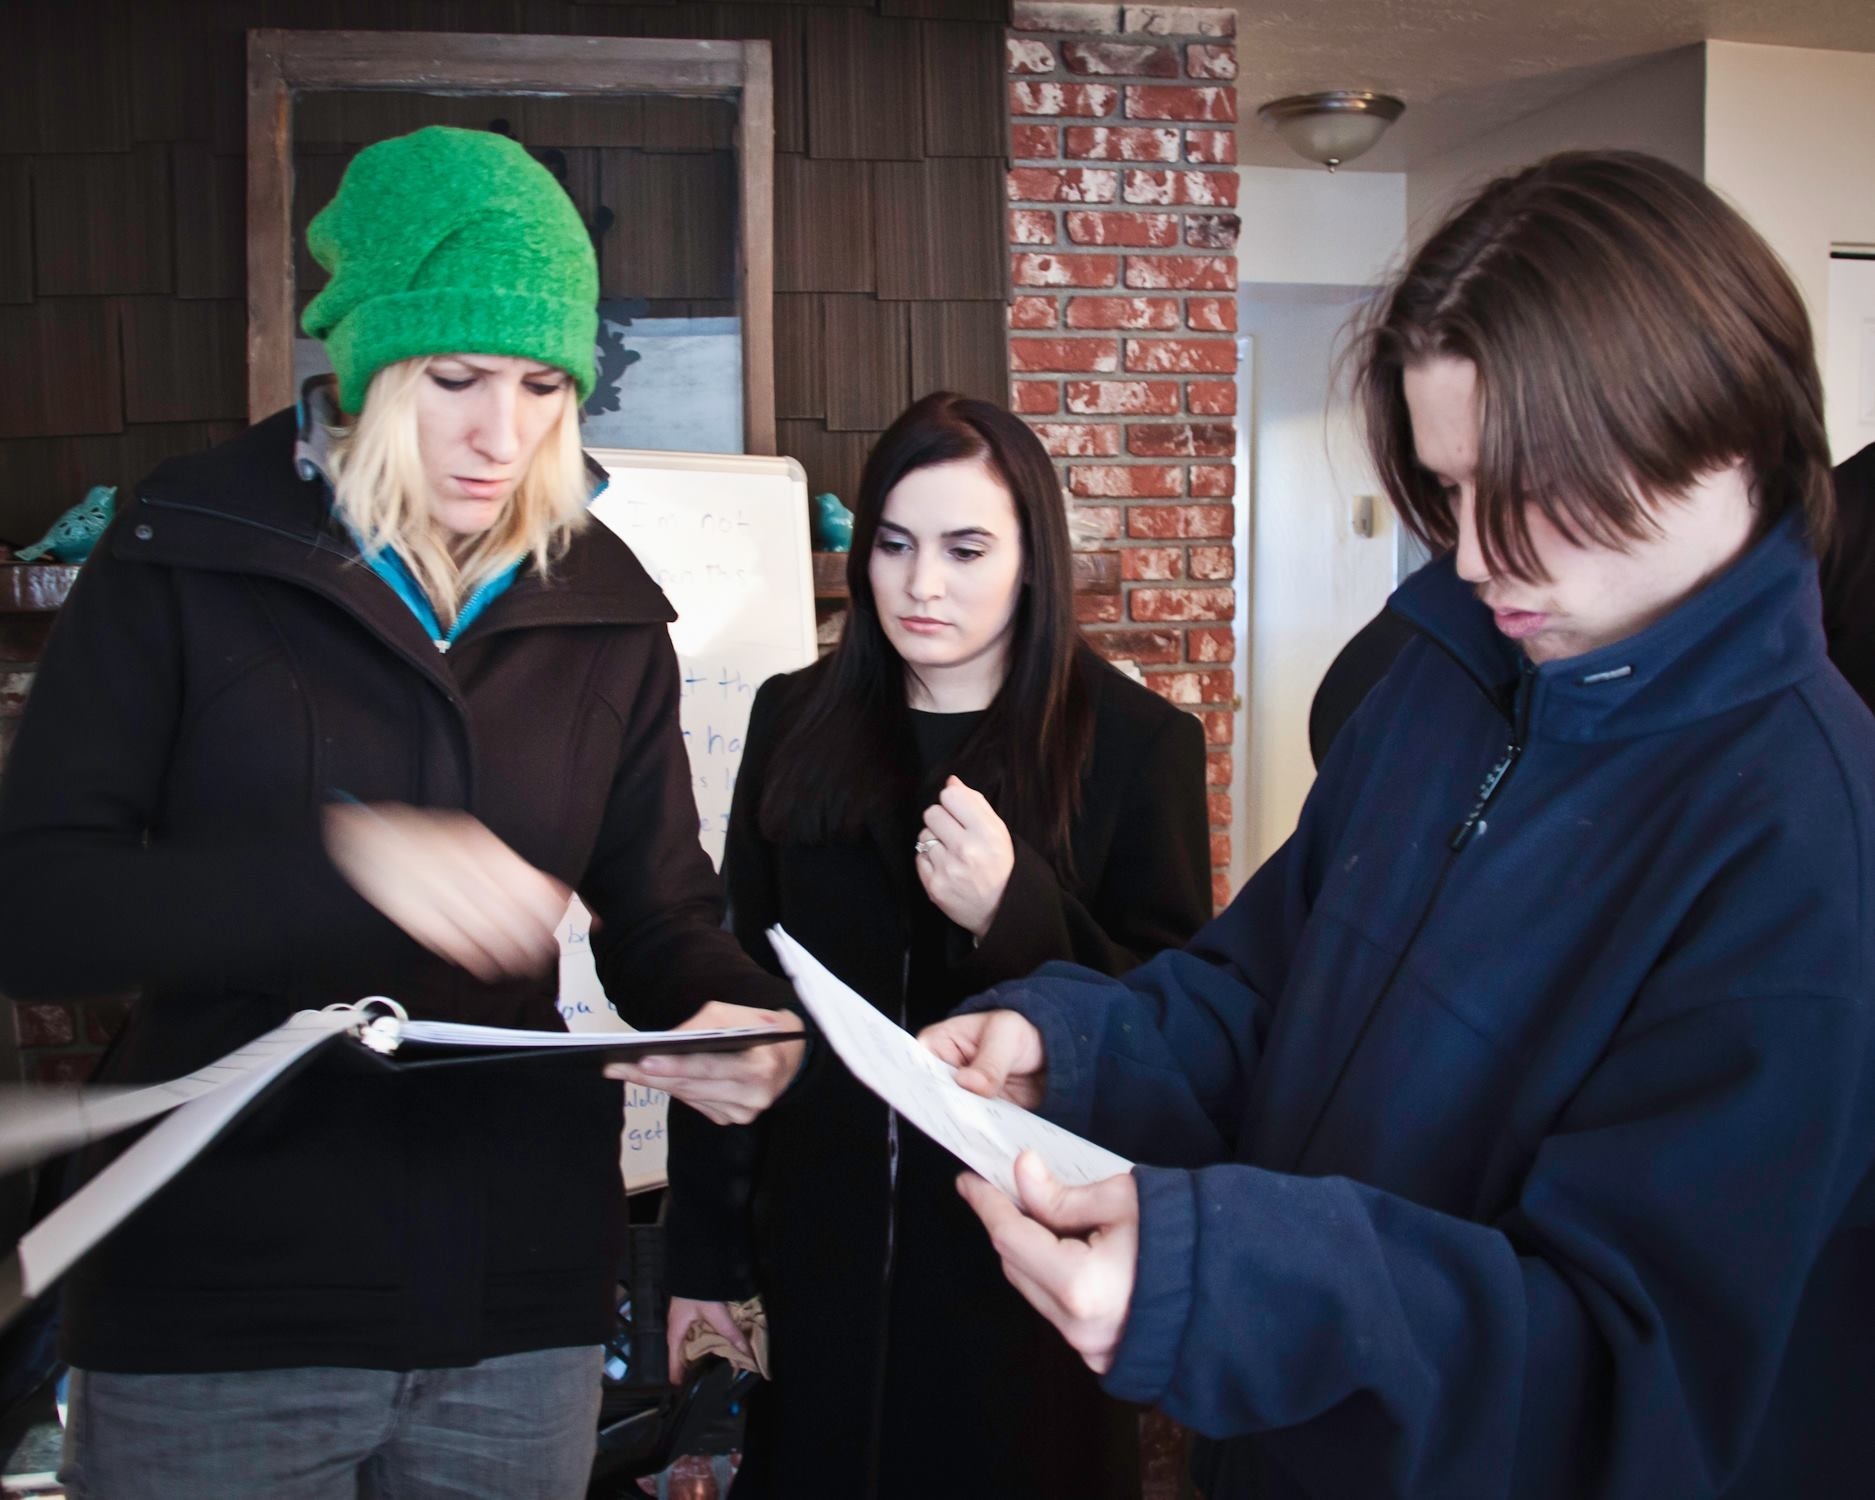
[{"left": 968, "top": 516, "right": 1875, "bottom": 1499}]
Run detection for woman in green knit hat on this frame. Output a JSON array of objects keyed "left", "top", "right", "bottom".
[{"left": 0, "top": 125, "right": 803, "bottom": 1498}]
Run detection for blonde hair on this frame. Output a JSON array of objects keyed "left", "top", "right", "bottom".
[{"left": 328, "top": 356, "right": 590, "bottom": 626}]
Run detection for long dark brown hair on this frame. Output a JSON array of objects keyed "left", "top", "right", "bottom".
[
  {"left": 759, "top": 392, "right": 1094, "bottom": 877},
  {"left": 1355, "top": 151, "right": 1832, "bottom": 582}
]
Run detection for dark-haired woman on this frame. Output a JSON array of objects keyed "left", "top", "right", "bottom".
[
  {"left": 928, "top": 151, "right": 1875, "bottom": 1500},
  {"left": 626, "top": 392, "right": 1210, "bottom": 1497}
]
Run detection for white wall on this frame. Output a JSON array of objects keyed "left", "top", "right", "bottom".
[
  {"left": 1704, "top": 41, "right": 1875, "bottom": 456},
  {"left": 1237, "top": 166, "right": 1408, "bottom": 287},
  {"left": 1239, "top": 287, "right": 1399, "bottom": 870},
  {"left": 1407, "top": 45, "right": 1705, "bottom": 239},
  {"left": 1231, "top": 168, "right": 1408, "bottom": 882}
]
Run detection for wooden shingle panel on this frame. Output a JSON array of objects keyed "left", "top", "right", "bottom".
[
  {"left": 118, "top": 421, "right": 245, "bottom": 490},
  {"left": 641, "top": 97, "right": 737, "bottom": 153},
  {"left": 709, "top": 5, "right": 806, "bottom": 155},
  {"left": 514, "top": 1, "right": 709, "bottom": 37},
  {"left": 550, "top": 148, "right": 613, "bottom": 274},
  {"left": 295, "top": 90, "right": 529, "bottom": 153},
  {"left": 0, "top": 439, "right": 71, "bottom": 550},
  {"left": 0, "top": 1, "right": 131, "bottom": 155},
  {"left": 525, "top": 96, "right": 646, "bottom": 149},
  {"left": 128, "top": 3, "right": 219, "bottom": 145},
  {"left": 291, "top": 153, "right": 353, "bottom": 298},
  {"left": 774, "top": 293, "right": 827, "bottom": 420},
  {"left": 874, "top": 158, "right": 1005, "bottom": 300},
  {"left": 0, "top": 419, "right": 239, "bottom": 545},
  {"left": 775, "top": 155, "right": 874, "bottom": 294},
  {"left": 0, "top": 418, "right": 246, "bottom": 540},
  {"left": 208, "top": 26, "right": 250, "bottom": 158},
  {"left": 806, "top": 10, "right": 924, "bottom": 162},
  {"left": 777, "top": 420, "right": 876, "bottom": 513},
  {"left": 173, "top": 144, "right": 245, "bottom": 302},
  {"left": 601, "top": 149, "right": 738, "bottom": 301},
  {"left": 884, "top": 0, "right": 1008, "bottom": 23},
  {"left": 122, "top": 299, "right": 246, "bottom": 425},
  {"left": 32, "top": 146, "right": 174, "bottom": 297},
  {"left": 823, "top": 295, "right": 910, "bottom": 432},
  {"left": 910, "top": 301, "right": 1009, "bottom": 406},
  {"left": 359, "top": 0, "right": 524, "bottom": 30},
  {"left": 920, "top": 21, "right": 1007, "bottom": 157},
  {"left": 0, "top": 300, "right": 123, "bottom": 440},
  {"left": 0, "top": 161, "right": 31, "bottom": 305}
]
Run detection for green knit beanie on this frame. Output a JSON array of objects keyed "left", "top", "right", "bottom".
[{"left": 301, "top": 126, "right": 598, "bottom": 414}]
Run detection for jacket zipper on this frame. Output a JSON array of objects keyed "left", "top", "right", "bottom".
[
  {"left": 435, "top": 572, "right": 512, "bottom": 654},
  {"left": 1448, "top": 666, "right": 1532, "bottom": 850},
  {"left": 1287, "top": 661, "right": 1534, "bottom": 1170}
]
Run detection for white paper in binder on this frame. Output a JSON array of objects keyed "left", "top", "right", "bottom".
[{"left": 0, "top": 1004, "right": 790, "bottom": 1328}]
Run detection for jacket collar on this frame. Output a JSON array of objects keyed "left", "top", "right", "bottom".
[
  {"left": 1389, "top": 511, "right": 1829, "bottom": 744},
  {"left": 121, "top": 399, "right": 675, "bottom": 645}
]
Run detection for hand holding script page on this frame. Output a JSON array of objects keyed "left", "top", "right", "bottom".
[{"left": 766, "top": 926, "right": 1133, "bottom": 1199}]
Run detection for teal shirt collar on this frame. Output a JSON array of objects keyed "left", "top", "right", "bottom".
[{"left": 345, "top": 530, "right": 522, "bottom": 652}]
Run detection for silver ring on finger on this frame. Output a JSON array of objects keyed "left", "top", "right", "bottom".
[{"left": 914, "top": 836, "right": 940, "bottom": 854}]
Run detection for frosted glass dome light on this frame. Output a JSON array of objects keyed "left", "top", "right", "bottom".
[{"left": 1257, "top": 91, "right": 1405, "bottom": 171}]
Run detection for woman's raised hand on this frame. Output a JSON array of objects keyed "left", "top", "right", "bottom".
[
  {"left": 606, "top": 1001, "right": 806, "bottom": 1124},
  {"left": 916, "top": 775, "right": 1015, "bottom": 938},
  {"left": 919, "top": 1008, "right": 1047, "bottom": 1110},
  {"left": 323, "top": 802, "right": 569, "bottom": 983}
]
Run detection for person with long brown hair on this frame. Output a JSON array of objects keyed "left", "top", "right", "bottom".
[
  {"left": 925, "top": 152, "right": 1875, "bottom": 1499},
  {"left": 624, "top": 391, "right": 1211, "bottom": 1497}
]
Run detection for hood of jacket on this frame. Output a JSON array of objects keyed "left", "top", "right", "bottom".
[{"left": 118, "top": 405, "right": 676, "bottom": 653}]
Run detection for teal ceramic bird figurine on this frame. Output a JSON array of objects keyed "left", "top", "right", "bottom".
[
  {"left": 17, "top": 485, "right": 117, "bottom": 563},
  {"left": 812, "top": 492, "right": 854, "bottom": 552}
]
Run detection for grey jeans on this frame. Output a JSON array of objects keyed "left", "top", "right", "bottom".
[{"left": 60, "top": 1345, "right": 603, "bottom": 1500}]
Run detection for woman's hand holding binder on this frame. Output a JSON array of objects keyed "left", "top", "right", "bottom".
[{"left": 605, "top": 1001, "right": 805, "bottom": 1124}]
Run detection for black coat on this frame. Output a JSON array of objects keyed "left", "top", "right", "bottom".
[
  {"left": 667, "top": 651, "right": 1211, "bottom": 1499},
  {"left": 0, "top": 410, "right": 789, "bottom": 1374},
  {"left": 1820, "top": 441, "right": 1875, "bottom": 709}
]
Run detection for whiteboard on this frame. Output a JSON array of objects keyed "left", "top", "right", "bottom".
[{"left": 556, "top": 447, "right": 816, "bottom": 1191}]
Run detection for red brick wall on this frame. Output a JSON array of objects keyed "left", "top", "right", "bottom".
[{"left": 1006, "top": 0, "right": 1239, "bottom": 909}]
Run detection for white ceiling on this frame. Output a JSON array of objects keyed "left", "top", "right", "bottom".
[{"left": 1234, "top": 0, "right": 1875, "bottom": 171}]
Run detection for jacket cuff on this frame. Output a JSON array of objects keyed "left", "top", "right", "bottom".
[
  {"left": 1102, "top": 1165, "right": 1197, "bottom": 1407},
  {"left": 956, "top": 835, "right": 1070, "bottom": 988},
  {"left": 950, "top": 979, "right": 1094, "bottom": 1133}
]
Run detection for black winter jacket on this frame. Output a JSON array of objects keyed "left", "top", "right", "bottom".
[
  {"left": 667, "top": 652, "right": 1212, "bottom": 1498},
  {"left": 0, "top": 410, "right": 789, "bottom": 1373}
]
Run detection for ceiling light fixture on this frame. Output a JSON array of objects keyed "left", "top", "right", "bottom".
[{"left": 1257, "top": 91, "right": 1405, "bottom": 172}]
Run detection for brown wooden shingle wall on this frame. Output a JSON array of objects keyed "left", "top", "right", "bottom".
[{"left": 0, "top": 0, "right": 1011, "bottom": 547}]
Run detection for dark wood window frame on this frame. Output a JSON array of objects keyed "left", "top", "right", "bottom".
[{"left": 245, "top": 28, "right": 776, "bottom": 454}]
